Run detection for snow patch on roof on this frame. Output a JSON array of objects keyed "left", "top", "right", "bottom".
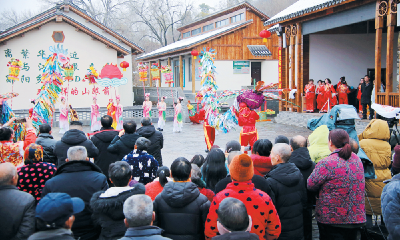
[
  {"left": 137, "top": 20, "right": 252, "bottom": 60},
  {"left": 264, "top": 0, "right": 349, "bottom": 26}
]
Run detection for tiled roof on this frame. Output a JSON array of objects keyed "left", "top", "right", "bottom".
[
  {"left": 137, "top": 20, "right": 253, "bottom": 60},
  {"left": 247, "top": 45, "right": 272, "bottom": 57},
  {"left": 178, "top": 1, "right": 268, "bottom": 31},
  {"left": 264, "top": 0, "right": 349, "bottom": 26},
  {"left": 267, "top": 24, "right": 280, "bottom": 33}
]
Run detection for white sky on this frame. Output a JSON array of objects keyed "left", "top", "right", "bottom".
[{"left": 0, "top": 0, "right": 219, "bottom": 14}]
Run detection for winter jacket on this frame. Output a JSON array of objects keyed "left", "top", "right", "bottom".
[
  {"left": 214, "top": 174, "right": 275, "bottom": 203},
  {"left": 119, "top": 226, "right": 171, "bottom": 240},
  {"left": 381, "top": 174, "right": 400, "bottom": 240},
  {"left": 191, "top": 177, "right": 215, "bottom": 202},
  {"left": 42, "top": 160, "right": 109, "bottom": 240},
  {"left": 136, "top": 125, "right": 164, "bottom": 165},
  {"left": 17, "top": 162, "right": 57, "bottom": 204},
  {"left": 308, "top": 125, "right": 331, "bottom": 163},
  {"left": 123, "top": 149, "right": 159, "bottom": 185},
  {"left": 90, "top": 128, "right": 120, "bottom": 179},
  {"left": 211, "top": 232, "right": 259, "bottom": 240},
  {"left": 251, "top": 154, "right": 272, "bottom": 176},
  {"left": 289, "top": 148, "right": 315, "bottom": 188},
  {"left": 107, "top": 133, "right": 141, "bottom": 161},
  {"left": 265, "top": 163, "right": 306, "bottom": 240},
  {"left": 0, "top": 185, "right": 35, "bottom": 240},
  {"left": 0, "top": 127, "right": 36, "bottom": 168},
  {"left": 90, "top": 184, "right": 146, "bottom": 240},
  {"left": 361, "top": 82, "right": 374, "bottom": 104},
  {"left": 205, "top": 181, "right": 281, "bottom": 240},
  {"left": 153, "top": 181, "right": 210, "bottom": 240},
  {"left": 27, "top": 228, "right": 75, "bottom": 240},
  {"left": 308, "top": 150, "right": 366, "bottom": 224},
  {"left": 54, "top": 129, "right": 99, "bottom": 166},
  {"left": 36, "top": 133, "right": 57, "bottom": 164},
  {"left": 359, "top": 119, "right": 391, "bottom": 215},
  {"left": 145, "top": 178, "right": 172, "bottom": 201}
]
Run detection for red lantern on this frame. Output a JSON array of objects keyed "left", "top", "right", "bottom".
[
  {"left": 259, "top": 29, "right": 271, "bottom": 43},
  {"left": 191, "top": 50, "right": 199, "bottom": 59},
  {"left": 120, "top": 61, "right": 129, "bottom": 71}
]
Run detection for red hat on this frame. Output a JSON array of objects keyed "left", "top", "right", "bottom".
[
  {"left": 229, "top": 154, "right": 254, "bottom": 182},
  {"left": 393, "top": 145, "right": 400, "bottom": 173}
]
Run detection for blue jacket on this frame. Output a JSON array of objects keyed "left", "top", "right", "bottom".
[
  {"left": 119, "top": 226, "right": 170, "bottom": 239},
  {"left": 122, "top": 149, "right": 158, "bottom": 185},
  {"left": 382, "top": 174, "right": 400, "bottom": 240}
]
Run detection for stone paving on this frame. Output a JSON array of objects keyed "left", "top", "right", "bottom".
[{"left": 52, "top": 121, "right": 312, "bottom": 167}]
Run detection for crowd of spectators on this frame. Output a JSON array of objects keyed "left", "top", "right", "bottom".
[{"left": 1, "top": 115, "right": 400, "bottom": 240}]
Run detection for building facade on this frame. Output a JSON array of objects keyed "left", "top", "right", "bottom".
[
  {"left": 0, "top": 3, "right": 143, "bottom": 110},
  {"left": 137, "top": 2, "right": 279, "bottom": 93}
]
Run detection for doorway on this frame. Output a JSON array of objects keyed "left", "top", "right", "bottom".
[
  {"left": 367, "top": 68, "right": 386, "bottom": 92},
  {"left": 174, "top": 60, "right": 180, "bottom": 88},
  {"left": 251, "top": 62, "right": 261, "bottom": 85}
]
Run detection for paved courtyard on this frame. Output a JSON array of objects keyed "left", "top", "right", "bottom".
[{"left": 51, "top": 121, "right": 312, "bottom": 167}]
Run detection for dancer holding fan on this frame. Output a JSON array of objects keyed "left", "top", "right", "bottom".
[
  {"left": 157, "top": 96, "right": 166, "bottom": 131},
  {"left": 90, "top": 96, "right": 101, "bottom": 132},
  {"left": 173, "top": 97, "right": 184, "bottom": 133},
  {"left": 115, "top": 95, "right": 123, "bottom": 130},
  {"left": 59, "top": 96, "right": 69, "bottom": 134},
  {"left": 143, "top": 93, "right": 152, "bottom": 118}
]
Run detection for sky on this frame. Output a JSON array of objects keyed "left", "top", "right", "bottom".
[{"left": 0, "top": 0, "right": 219, "bottom": 14}]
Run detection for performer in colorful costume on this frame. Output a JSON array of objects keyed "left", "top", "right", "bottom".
[
  {"left": 304, "top": 79, "right": 315, "bottom": 112},
  {"left": 91, "top": 96, "right": 101, "bottom": 132},
  {"left": 203, "top": 107, "right": 215, "bottom": 151},
  {"left": 107, "top": 98, "right": 117, "bottom": 129},
  {"left": 69, "top": 105, "right": 79, "bottom": 121},
  {"left": 115, "top": 95, "right": 123, "bottom": 130},
  {"left": 321, "top": 78, "right": 336, "bottom": 112},
  {"left": 238, "top": 102, "right": 259, "bottom": 148},
  {"left": 143, "top": 93, "right": 152, "bottom": 118},
  {"left": 338, "top": 79, "right": 351, "bottom": 104},
  {"left": 173, "top": 97, "right": 183, "bottom": 133},
  {"left": 59, "top": 97, "right": 69, "bottom": 134},
  {"left": 157, "top": 96, "right": 166, "bottom": 131}
]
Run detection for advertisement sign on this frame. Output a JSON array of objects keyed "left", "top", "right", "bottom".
[{"left": 233, "top": 61, "right": 250, "bottom": 74}]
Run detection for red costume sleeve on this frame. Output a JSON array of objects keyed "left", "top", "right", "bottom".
[{"left": 23, "top": 128, "right": 37, "bottom": 150}]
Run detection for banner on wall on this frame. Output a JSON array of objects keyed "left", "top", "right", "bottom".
[
  {"left": 278, "top": 47, "right": 282, "bottom": 95},
  {"left": 233, "top": 61, "right": 250, "bottom": 74}
]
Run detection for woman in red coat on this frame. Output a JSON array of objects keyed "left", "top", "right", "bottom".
[
  {"left": 304, "top": 79, "right": 316, "bottom": 112},
  {"left": 251, "top": 139, "right": 273, "bottom": 176},
  {"left": 145, "top": 166, "right": 170, "bottom": 201},
  {"left": 338, "top": 80, "right": 351, "bottom": 104},
  {"left": 321, "top": 78, "right": 336, "bottom": 112},
  {"left": 357, "top": 78, "right": 363, "bottom": 113},
  {"left": 238, "top": 102, "right": 259, "bottom": 149},
  {"left": 316, "top": 80, "right": 325, "bottom": 111}
]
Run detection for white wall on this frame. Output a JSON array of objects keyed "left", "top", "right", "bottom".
[
  {"left": 0, "top": 21, "right": 132, "bottom": 109},
  {"left": 261, "top": 60, "right": 279, "bottom": 85},
  {"left": 309, "top": 33, "right": 398, "bottom": 89}
]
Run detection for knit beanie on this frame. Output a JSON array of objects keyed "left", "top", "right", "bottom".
[
  {"left": 24, "top": 143, "right": 43, "bottom": 164},
  {"left": 229, "top": 154, "right": 254, "bottom": 182},
  {"left": 392, "top": 145, "right": 400, "bottom": 173}
]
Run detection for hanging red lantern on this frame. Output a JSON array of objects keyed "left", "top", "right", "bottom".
[
  {"left": 120, "top": 61, "right": 130, "bottom": 71},
  {"left": 191, "top": 50, "right": 199, "bottom": 59},
  {"left": 259, "top": 29, "right": 271, "bottom": 42}
]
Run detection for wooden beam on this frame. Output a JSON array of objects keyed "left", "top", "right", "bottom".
[
  {"left": 290, "top": 35, "right": 295, "bottom": 99},
  {"left": 386, "top": 2, "right": 396, "bottom": 105},
  {"left": 375, "top": 0, "right": 383, "bottom": 104},
  {"left": 192, "top": 56, "right": 196, "bottom": 93},
  {"left": 285, "top": 46, "right": 290, "bottom": 110},
  {"left": 149, "top": 61, "right": 153, "bottom": 87},
  {"left": 158, "top": 59, "right": 162, "bottom": 88},
  {"left": 179, "top": 55, "right": 183, "bottom": 90},
  {"left": 296, "top": 23, "right": 302, "bottom": 112}
]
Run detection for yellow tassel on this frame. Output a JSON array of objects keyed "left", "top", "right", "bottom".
[{"left": 263, "top": 38, "right": 267, "bottom": 43}]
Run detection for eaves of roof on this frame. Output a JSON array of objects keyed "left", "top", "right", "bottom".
[
  {"left": 264, "top": 0, "right": 349, "bottom": 26},
  {"left": 177, "top": 1, "right": 268, "bottom": 32},
  {"left": 0, "top": 12, "right": 132, "bottom": 55},
  {"left": 137, "top": 20, "right": 253, "bottom": 61}
]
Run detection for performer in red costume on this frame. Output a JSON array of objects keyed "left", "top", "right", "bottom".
[
  {"left": 238, "top": 102, "right": 259, "bottom": 149},
  {"left": 321, "top": 78, "right": 336, "bottom": 112},
  {"left": 304, "top": 79, "right": 316, "bottom": 112},
  {"left": 338, "top": 79, "right": 351, "bottom": 104},
  {"left": 357, "top": 78, "right": 363, "bottom": 113},
  {"left": 203, "top": 108, "right": 215, "bottom": 151},
  {"left": 316, "top": 80, "right": 325, "bottom": 111}
]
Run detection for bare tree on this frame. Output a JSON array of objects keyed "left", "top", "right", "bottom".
[
  {"left": 128, "top": 0, "right": 193, "bottom": 47},
  {"left": 0, "top": 9, "right": 37, "bottom": 30}
]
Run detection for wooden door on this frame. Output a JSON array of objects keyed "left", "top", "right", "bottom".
[
  {"left": 174, "top": 60, "right": 180, "bottom": 87},
  {"left": 251, "top": 62, "right": 261, "bottom": 85}
]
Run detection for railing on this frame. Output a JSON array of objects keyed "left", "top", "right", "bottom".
[{"left": 377, "top": 93, "right": 400, "bottom": 107}]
